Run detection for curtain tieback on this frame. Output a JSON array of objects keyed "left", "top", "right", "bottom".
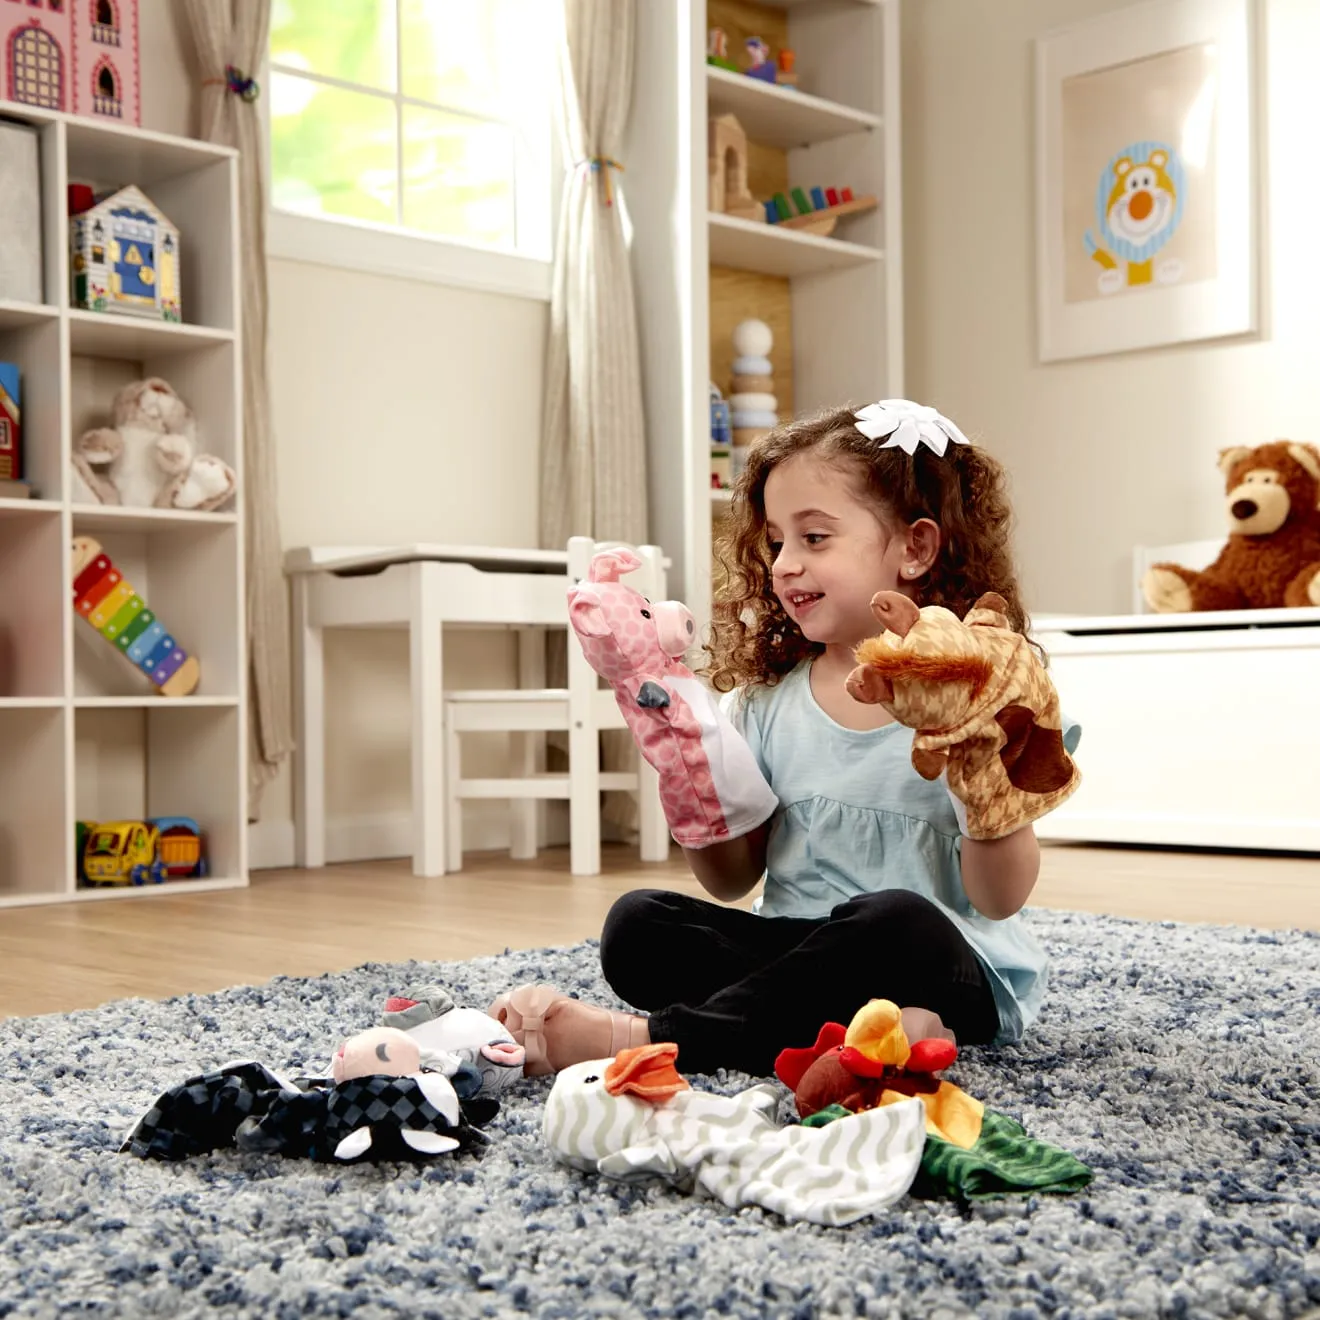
[
  {"left": 579, "top": 156, "right": 624, "bottom": 207},
  {"left": 202, "top": 65, "right": 261, "bottom": 103}
]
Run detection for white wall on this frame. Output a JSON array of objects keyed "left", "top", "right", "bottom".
[
  {"left": 902, "top": 0, "right": 1320, "bottom": 615},
  {"left": 138, "top": 0, "right": 547, "bottom": 863}
]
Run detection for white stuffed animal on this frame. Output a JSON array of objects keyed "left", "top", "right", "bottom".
[
  {"left": 70, "top": 377, "right": 237, "bottom": 512},
  {"left": 381, "top": 985, "right": 526, "bottom": 1100}
]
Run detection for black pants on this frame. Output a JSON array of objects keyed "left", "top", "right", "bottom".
[{"left": 599, "top": 888, "right": 1001, "bottom": 1077}]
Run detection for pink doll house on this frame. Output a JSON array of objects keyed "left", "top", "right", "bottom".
[{"left": 2, "top": 0, "right": 140, "bottom": 125}]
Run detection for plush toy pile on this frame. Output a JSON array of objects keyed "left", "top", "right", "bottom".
[
  {"left": 123, "top": 987, "right": 523, "bottom": 1166},
  {"left": 542, "top": 999, "right": 1092, "bottom": 1225},
  {"left": 71, "top": 376, "right": 237, "bottom": 513}
]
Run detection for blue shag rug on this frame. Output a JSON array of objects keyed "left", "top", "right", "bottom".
[{"left": 0, "top": 908, "right": 1317, "bottom": 1319}]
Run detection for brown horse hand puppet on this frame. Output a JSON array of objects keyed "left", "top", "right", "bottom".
[{"left": 845, "top": 591, "right": 1080, "bottom": 840}]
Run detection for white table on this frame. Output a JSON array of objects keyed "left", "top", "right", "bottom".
[{"left": 285, "top": 544, "right": 572, "bottom": 876}]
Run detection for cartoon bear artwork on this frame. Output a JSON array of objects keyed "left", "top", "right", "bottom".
[{"left": 1084, "top": 142, "right": 1185, "bottom": 294}]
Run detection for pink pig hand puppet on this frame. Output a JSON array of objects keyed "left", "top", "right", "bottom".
[{"left": 567, "top": 548, "right": 778, "bottom": 849}]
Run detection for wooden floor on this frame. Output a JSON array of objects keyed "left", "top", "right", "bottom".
[{"left": 0, "top": 842, "right": 1317, "bottom": 1019}]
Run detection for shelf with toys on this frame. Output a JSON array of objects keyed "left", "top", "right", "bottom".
[
  {"left": 0, "top": 98, "right": 247, "bottom": 908},
  {"left": 705, "top": 65, "right": 880, "bottom": 149},
  {"left": 708, "top": 212, "right": 883, "bottom": 279},
  {"left": 628, "top": 1, "right": 901, "bottom": 633}
]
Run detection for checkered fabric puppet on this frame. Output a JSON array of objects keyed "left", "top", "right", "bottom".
[
  {"left": 123, "top": 1028, "right": 493, "bottom": 1164},
  {"left": 543, "top": 1042, "right": 928, "bottom": 1227}
]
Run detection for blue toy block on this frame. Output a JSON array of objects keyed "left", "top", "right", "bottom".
[{"left": 810, "top": 187, "right": 827, "bottom": 211}]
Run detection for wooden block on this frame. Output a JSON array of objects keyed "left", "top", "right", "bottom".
[
  {"left": 731, "top": 373, "right": 773, "bottom": 393},
  {"left": 733, "top": 427, "right": 771, "bottom": 446},
  {"left": 726, "top": 204, "right": 765, "bottom": 223}
]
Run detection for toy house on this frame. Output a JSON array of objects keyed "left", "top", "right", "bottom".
[
  {"left": 0, "top": 363, "right": 20, "bottom": 481},
  {"left": 70, "top": 184, "right": 181, "bottom": 321},
  {"left": 1, "top": 0, "right": 141, "bottom": 124}
]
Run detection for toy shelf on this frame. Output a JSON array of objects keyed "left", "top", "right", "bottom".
[
  {"left": 67, "top": 310, "right": 236, "bottom": 358},
  {"left": 629, "top": 1, "right": 902, "bottom": 632},
  {"left": 706, "top": 66, "right": 880, "bottom": 149},
  {"left": 0, "top": 98, "right": 247, "bottom": 909},
  {"left": 0, "top": 300, "right": 58, "bottom": 331},
  {"left": 71, "top": 504, "right": 240, "bottom": 533},
  {"left": 708, "top": 212, "right": 883, "bottom": 277}
]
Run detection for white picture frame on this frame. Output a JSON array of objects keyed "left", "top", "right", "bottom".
[{"left": 1035, "top": 0, "right": 1258, "bottom": 362}]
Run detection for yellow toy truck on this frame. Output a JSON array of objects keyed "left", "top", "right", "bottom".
[
  {"left": 82, "top": 821, "right": 166, "bottom": 886},
  {"left": 78, "top": 817, "right": 207, "bottom": 886}
]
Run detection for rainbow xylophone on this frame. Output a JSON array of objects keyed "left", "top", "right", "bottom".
[{"left": 71, "top": 536, "right": 201, "bottom": 697}]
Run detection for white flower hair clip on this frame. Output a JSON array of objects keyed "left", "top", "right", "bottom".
[{"left": 853, "top": 399, "right": 971, "bottom": 457}]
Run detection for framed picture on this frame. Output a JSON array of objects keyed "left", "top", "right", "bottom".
[{"left": 1035, "top": 0, "right": 1258, "bottom": 362}]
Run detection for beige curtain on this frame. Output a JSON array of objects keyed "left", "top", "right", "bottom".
[
  {"left": 182, "top": 0, "right": 293, "bottom": 817},
  {"left": 540, "top": 0, "right": 648, "bottom": 547},
  {"left": 541, "top": 0, "right": 649, "bottom": 834}
]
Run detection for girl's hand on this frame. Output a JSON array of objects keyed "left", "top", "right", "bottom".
[{"left": 900, "top": 1006, "right": 956, "bottom": 1047}]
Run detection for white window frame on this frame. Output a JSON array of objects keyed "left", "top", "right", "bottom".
[{"left": 261, "top": 13, "right": 556, "bottom": 304}]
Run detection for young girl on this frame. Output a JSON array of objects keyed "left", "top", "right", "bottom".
[{"left": 490, "top": 400, "right": 1077, "bottom": 1079}]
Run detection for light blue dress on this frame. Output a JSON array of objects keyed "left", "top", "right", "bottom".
[{"left": 723, "top": 662, "right": 1078, "bottom": 1044}]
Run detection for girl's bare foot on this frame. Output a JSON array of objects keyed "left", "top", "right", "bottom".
[{"left": 488, "top": 984, "right": 650, "bottom": 1075}]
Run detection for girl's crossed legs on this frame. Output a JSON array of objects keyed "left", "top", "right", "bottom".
[{"left": 491, "top": 887, "right": 1001, "bottom": 1077}]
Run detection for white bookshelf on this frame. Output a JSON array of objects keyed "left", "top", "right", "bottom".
[
  {"left": 0, "top": 99, "right": 247, "bottom": 909},
  {"left": 626, "top": 0, "right": 904, "bottom": 632}
]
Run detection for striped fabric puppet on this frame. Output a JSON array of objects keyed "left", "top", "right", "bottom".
[
  {"left": 543, "top": 1042, "right": 927, "bottom": 1227},
  {"left": 567, "top": 547, "right": 777, "bottom": 848},
  {"left": 71, "top": 535, "right": 200, "bottom": 696}
]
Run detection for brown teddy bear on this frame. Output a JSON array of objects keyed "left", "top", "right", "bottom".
[{"left": 1142, "top": 441, "right": 1320, "bottom": 612}]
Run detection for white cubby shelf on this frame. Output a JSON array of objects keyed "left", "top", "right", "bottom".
[
  {"left": 0, "top": 98, "right": 247, "bottom": 908},
  {"left": 628, "top": 1, "right": 903, "bottom": 630}
]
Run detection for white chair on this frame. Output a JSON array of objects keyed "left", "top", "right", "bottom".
[{"left": 442, "top": 536, "right": 672, "bottom": 875}]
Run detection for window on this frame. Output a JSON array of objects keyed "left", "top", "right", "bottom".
[
  {"left": 91, "top": 0, "right": 121, "bottom": 46},
  {"left": 268, "top": 0, "right": 553, "bottom": 293},
  {"left": 10, "top": 26, "right": 64, "bottom": 110}
]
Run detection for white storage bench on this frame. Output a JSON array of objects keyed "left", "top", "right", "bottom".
[{"left": 1033, "top": 605, "right": 1320, "bottom": 852}]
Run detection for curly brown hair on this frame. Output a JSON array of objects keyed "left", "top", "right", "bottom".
[{"left": 705, "top": 404, "right": 1032, "bottom": 692}]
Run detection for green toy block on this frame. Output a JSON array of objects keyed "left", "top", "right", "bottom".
[
  {"left": 771, "top": 193, "right": 792, "bottom": 223},
  {"left": 791, "top": 187, "right": 813, "bottom": 216}
]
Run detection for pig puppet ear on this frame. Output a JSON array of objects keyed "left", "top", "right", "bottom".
[
  {"left": 589, "top": 548, "right": 643, "bottom": 582},
  {"left": 567, "top": 590, "right": 611, "bottom": 639}
]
